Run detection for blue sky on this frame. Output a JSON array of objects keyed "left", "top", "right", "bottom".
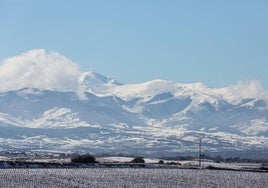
[{"left": 0, "top": 0, "right": 268, "bottom": 88}]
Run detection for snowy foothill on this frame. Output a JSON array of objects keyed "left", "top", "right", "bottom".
[{"left": 96, "top": 156, "right": 265, "bottom": 171}]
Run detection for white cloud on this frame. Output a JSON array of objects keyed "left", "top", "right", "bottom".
[
  {"left": 218, "top": 80, "right": 267, "bottom": 103},
  {"left": 230, "top": 80, "right": 264, "bottom": 98},
  {"left": 0, "top": 49, "right": 81, "bottom": 91}
]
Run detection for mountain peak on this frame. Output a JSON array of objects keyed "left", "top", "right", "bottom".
[
  {"left": 79, "top": 72, "right": 122, "bottom": 86},
  {"left": 78, "top": 71, "right": 122, "bottom": 95}
]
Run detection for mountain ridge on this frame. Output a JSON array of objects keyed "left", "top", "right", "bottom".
[
  {"left": 0, "top": 49, "right": 267, "bottom": 157},
  {"left": 0, "top": 81, "right": 267, "bottom": 157}
]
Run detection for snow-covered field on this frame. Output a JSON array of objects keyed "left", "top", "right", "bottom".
[{"left": 0, "top": 168, "right": 267, "bottom": 188}]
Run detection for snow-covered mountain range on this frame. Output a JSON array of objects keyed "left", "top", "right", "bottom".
[{"left": 0, "top": 49, "right": 267, "bottom": 157}]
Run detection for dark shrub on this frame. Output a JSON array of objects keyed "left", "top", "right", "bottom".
[
  {"left": 260, "top": 164, "right": 268, "bottom": 171},
  {"left": 206, "top": 165, "right": 216, "bottom": 169},
  {"left": 131, "top": 157, "right": 145, "bottom": 163},
  {"left": 71, "top": 153, "right": 97, "bottom": 163},
  {"left": 166, "top": 162, "right": 181, "bottom": 165},
  {"left": 158, "top": 160, "right": 164, "bottom": 164}
]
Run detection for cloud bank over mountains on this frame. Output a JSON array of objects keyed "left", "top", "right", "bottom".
[
  {"left": 0, "top": 49, "right": 81, "bottom": 91},
  {"left": 224, "top": 80, "right": 266, "bottom": 103},
  {"left": 0, "top": 49, "right": 266, "bottom": 102}
]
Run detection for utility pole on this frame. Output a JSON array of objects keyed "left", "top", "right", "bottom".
[{"left": 198, "top": 137, "right": 202, "bottom": 168}]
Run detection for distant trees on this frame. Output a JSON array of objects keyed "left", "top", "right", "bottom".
[
  {"left": 71, "top": 153, "right": 97, "bottom": 163},
  {"left": 260, "top": 164, "right": 268, "bottom": 170},
  {"left": 131, "top": 157, "right": 145, "bottom": 163}
]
